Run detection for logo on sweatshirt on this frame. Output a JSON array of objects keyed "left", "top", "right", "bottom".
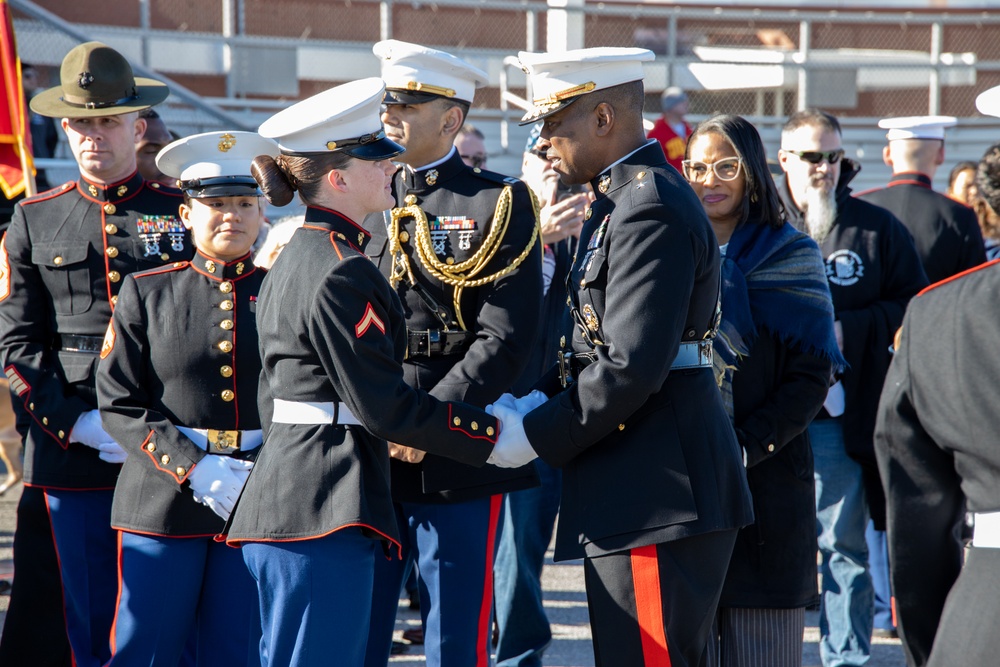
[{"left": 826, "top": 249, "right": 864, "bottom": 286}]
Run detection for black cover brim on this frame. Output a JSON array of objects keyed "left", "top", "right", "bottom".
[
  {"left": 343, "top": 136, "right": 405, "bottom": 161},
  {"left": 383, "top": 88, "right": 448, "bottom": 105},
  {"left": 186, "top": 183, "right": 263, "bottom": 199}
]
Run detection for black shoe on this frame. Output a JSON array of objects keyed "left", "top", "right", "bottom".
[
  {"left": 872, "top": 627, "right": 898, "bottom": 639},
  {"left": 391, "top": 641, "right": 409, "bottom": 655}
]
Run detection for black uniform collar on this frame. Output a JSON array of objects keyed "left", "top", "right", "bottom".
[
  {"left": 589, "top": 141, "right": 665, "bottom": 201},
  {"left": 191, "top": 249, "right": 256, "bottom": 281},
  {"left": 303, "top": 205, "right": 371, "bottom": 253},
  {"left": 888, "top": 171, "right": 933, "bottom": 189},
  {"left": 400, "top": 149, "right": 467, "bottom": 195},
  {"left": 77, "top": 171, "right": 146, "bottom": 203}
]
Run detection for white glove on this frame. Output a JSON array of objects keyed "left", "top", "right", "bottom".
[
  {"left": 486, "top": 402, "right": 539, "bottom": 469},
  {"left": 513, "top": 390, "right": 548, "bottom": 414},
  {"left": 70, "top": 409, "right": 113, "bottom": 448},
  {"left": 187, "top": 455, "right": 245, "bottom": 521},
  {"left": 96, "top": 441, "right": 127, "bottom": 464},
  {"left": 224, "top": 458, "right": 254, "bottom": 485},
  {"left": 493, "top": 390, "right": 548, "bottom": 415}
]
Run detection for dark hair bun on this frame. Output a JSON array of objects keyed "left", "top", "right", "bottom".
[{"left": 251, "top": 155, "right": 296, "bottom": 207}]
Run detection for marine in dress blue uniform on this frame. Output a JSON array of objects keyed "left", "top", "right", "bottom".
[
  {"left": 489, "top": 48, "right": 754, "bottom": 667},
  {"left": 96, "top": 130, "right": 278, "bottom": 665},
  {"left": 857, "top": 116, "right": 985, "bottom": 284},
  {"left": 361, "top": 41, "right": 543, "bottom": 667},
  {"left": 222, "top": 78, "right": 502, "bottom": 667},
  {"left": 0, "top": 42, "right": 191, "bottom": 667}
]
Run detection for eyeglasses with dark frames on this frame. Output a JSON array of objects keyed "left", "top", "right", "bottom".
[
  {"left": 785, "top": 149, "right": 845, "bottom": 165},
  {"left": 681, "top": 157, "right": 743, "bottom": 183}
]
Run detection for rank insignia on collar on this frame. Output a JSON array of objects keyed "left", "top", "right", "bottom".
[
  {"left": 358, "top": 232, "right": 365, "bottom": 246},
  {"left": 582, "top": 304, "right": 599, "bottom": 331},
  {"left": 206, "top": 260, "right": 217, "bottom": 273},
  {"left": 598, "top": 174, "right": 611, "bottom": 194},
  {"left": 117, "top": 185, "right": 128, "bottom": 197},
  {"left": 236, "top": 262, "right": 245, "bottom": 275},
  {"left": 88, "top": 184, "right": 98, "bottom": 197},
  {"left": 425, "top": 169, "right": 439, "bottom": 187}
]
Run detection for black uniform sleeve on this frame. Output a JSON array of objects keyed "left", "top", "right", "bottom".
[
  {"left": 310, "top": 255, "right": 497, "bottom": 466},
  {"left": 525, "top": 199, "right": 702, "bottom": 466},
  {"left": 0, "top": 210, "right": 90, "bottom": 447},
  {"left": 97, "top": 275, "right": 208, "bottom": 484},
  {"left": 738, "top": 337, "right": 832, "bottom": 468},
  {"left": 874, "top": 308, "right": 964, "bottom": 667},
  {"left": 429, "top": 182, "right": 543, "bottom": 405}
]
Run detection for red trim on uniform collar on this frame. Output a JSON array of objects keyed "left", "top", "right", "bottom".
[
  {"left": 190, "top": 250, "right": 257, "bottom": 281},
  {"left": 77, "top": 171, "right": 146, "bottom": 204},
  {"left": 888, "top": 172, "right": 933, "bottom": 189}
]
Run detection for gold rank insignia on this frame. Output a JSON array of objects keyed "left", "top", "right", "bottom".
[
  {"left": 582, "top": 304, "right": 599, "bottom": 331},
  {"left": 218, "top": 133, "right": 237, "bottom": 152},
  {"left": 425, "top": 169, "right": 439, "bottom": 186},
  {"left": 598, "top": 174, "right": 611, "bottom": 194},
  {"left": 117, "top": 185, "right": 128, "bottom": 197},
  {"left": 236, "top": 262, "right": 245, "bottom": 275},
  {"left": 88, "top": 184, "right": 98, "bottom": 197},
  {"left": 206, "top": 260, "right": 216, "bottom": 273}
]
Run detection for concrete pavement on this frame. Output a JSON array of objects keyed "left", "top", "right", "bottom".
[{"left": 0, "top": 477, "right": 906, "bottom": 666}]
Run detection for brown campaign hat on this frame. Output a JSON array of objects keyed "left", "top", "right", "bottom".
[{"left": 29, "top": 41, "right": 169, "bottom": 118}]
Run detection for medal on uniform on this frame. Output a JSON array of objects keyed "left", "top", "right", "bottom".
[
  {"left": 138, "top": 215, "right": 187, "bottom": 257},
  {"left": 582, "top": 304, "right": 600, "bottom": 331},
  {"left": 434, "top": 216, "right": 477, "bottom": 251},
  {"left": 587, "top": 215, "right": 610, "bottom": 251}
]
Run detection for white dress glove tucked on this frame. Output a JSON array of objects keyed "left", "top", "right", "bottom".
[
  {"left": 70, "top": 409, "right": 113, "bottom": 448},
  {"left": 187, "top": 455, "right": 246, "bottom": 521},
  {"left": 96, "top": 441, "right": 128, "bottom": 464},
  {"left": 486, "top": 402, "right": 539, "bottom": 469}
]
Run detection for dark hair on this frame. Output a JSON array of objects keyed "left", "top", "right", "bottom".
[
  {"left": 686, "top": 114, "right": 785, "bottom": 228},
  {"left": 975, "top": 143, "right": 1000, "bottom": 217},
  {"left": 251, "top": 152, "right": 353, "bottom": 207},
  {"left": 139, "top": 108, "right": 161, "bottom": 120},
  {"left": 437, "top": 98, "right": 471, "bottom": 130},
  {"left": 594, "top": 80, "right": 646, "bottom": 118},
  {"left": 949, "top": 160, "right": 977, "bottom": 189},
  {"left": 782, "top": 108, "right": 842, "bottom": 137}
]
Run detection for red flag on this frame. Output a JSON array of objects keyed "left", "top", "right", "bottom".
[{"left": 0, "top": 0, "right": 35, "bottom": 199}]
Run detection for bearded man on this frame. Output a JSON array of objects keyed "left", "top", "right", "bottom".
[{"left": 776, "top": 108, "right": 927, "bottom": 667}]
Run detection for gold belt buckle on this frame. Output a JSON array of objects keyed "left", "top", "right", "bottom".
[{"left": 207, "top": 429, "right": 241, "bottom": 454}]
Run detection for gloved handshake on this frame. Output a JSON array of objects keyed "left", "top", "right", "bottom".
[{"left": 485, "top": 390, "right": 547, "bottom": 469}]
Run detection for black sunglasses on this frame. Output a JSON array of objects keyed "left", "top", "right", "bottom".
[
  {"left": 786, "top": 149, "right": 845, "bottom": 165},
  {"left": 528, "top": 147, "right": 550, "bottom": 160},
  {"left": 461, "top": 154, "right": 487, "bottom": 169}
]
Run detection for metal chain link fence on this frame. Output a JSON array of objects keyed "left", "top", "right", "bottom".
[{"left": 10, "top": 0, "right": 1000, "bottom": 184}]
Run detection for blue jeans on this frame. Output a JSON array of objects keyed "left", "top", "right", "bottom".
[
  {"left": 810, "top": 418, "right": 873, "bottom": 667},
  {"left": 865, "top": 521, "right": 894, "bottom": 632},
  {"left": 494, "top": 459, "right": 562, "bottom": 667}
]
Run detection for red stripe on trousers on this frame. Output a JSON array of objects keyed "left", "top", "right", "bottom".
[
  {"left": 476, "top": 494, "right": 503, "bottom": 667},
  {"left": 109, "top": 530, "right": 124, "bottom": 658},
  {"left": 630, "top": 544, "right": 672, "bottom": 667}
]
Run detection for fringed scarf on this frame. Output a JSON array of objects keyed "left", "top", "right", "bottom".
[{"left": 714, "top": 219, "right": 846, "bottom": 417}]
